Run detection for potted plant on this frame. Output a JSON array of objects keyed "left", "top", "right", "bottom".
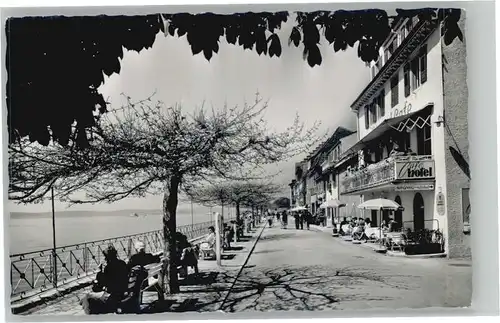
[{"left": 404, "top": 229, "right": 444, "bottom": 255}]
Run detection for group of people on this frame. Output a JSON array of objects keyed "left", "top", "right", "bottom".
[
  {"left": 265, "top": 209, "right": 312, "bottom": 230},
  {"left": 80, "top": 232, "right": 200, "bottom": 315},
  {"left": 339, "top": 216, "right": 400, "bottom": 241}
]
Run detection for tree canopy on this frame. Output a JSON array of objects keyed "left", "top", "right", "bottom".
[
  {"left": 8, "top": 94, "right": 318, "bottom": 204},
  {"left": 187, "top": 181, "right": 279, "bottom": 221},
  {"left": 5, "top": 8, "right": 463, "bottom": 148}
]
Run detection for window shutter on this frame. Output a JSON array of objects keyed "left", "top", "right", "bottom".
[
  {"left": 404, "top": 63, "right": 411, "bottom": 97},
  {"left": 379, "top": 90, "right": 385, "bottom": 117},
  {"left": 391, "top": 76, "right": 399, "bottom": 107},
  {"left": 420, "top": 45, "right": 428, "bottom": 84},
  {"left": 365, "top": 106, "right": 369, "bottom": 129},
  {"left": 370, "top": 102, "right": 376, "bottom": 123}
]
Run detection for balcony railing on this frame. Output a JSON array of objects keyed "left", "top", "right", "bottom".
[{"left": 341, "top": 155, "right": 434, "bottom": 194}]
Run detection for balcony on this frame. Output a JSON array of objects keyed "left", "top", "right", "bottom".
[{"left": 340, "top": 155, "right": 435, "bottom": 194}]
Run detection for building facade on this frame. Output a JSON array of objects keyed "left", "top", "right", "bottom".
[
  {"left": 339, "top": 15, "right": 470, "bottom": 258},
  {"left": 320, "top": 128, "right": 360, "bottom": 224}
]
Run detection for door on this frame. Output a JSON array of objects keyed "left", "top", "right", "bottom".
[
  {"left": 413, "top": 193, "right": 425, "bottom": 231},
  {"left": 394, "top": 196, "right": 403, "bottom": 230},
  {"left": 371, "top": 210, "right": 378, "bottom": 227}
]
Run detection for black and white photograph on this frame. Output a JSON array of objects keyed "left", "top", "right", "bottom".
[{"left": 2, "top": 1, "right": 493, "bottom": 319}]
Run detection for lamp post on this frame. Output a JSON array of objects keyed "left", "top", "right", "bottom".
[
  {"left": 190, "top": 198, "right": 194, "bottom": 228},
  {"left": 51, "top": 187, "right": 57, "bottom": 288}
]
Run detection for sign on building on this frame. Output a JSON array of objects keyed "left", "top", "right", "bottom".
[{"left": 395, "top": 160, "right": 435, "bottom": 180}]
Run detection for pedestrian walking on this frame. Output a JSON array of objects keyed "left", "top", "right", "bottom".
[
  {"left": 267, "top": 214, "right": 273, "bottom": 227},
  {"left": 298, "top": 211, "right": 303, "bottom": 229},
  {"left": 304, "top": 211, "right": 311, "bottom": 230},
  {"left": 281, "top": 210, "right": 288, "bottom": 229},
  {"left": 293, "top": 212, "right": 300, "bottom": 229}
]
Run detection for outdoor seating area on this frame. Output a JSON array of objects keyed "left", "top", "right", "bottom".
[{"left": 327, "top": 198, "right": 446, "bottom": 257}]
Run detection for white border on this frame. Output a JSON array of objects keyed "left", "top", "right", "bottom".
[{"left": 1, "top": 1, "right": 498, "bottom": 323}]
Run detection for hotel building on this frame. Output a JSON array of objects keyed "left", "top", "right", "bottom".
[{"left": 338, "top": 14, "right": 470, "bottom": 258}]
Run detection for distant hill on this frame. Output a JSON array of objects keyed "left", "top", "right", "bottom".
[
  {"left": 9, "top": 203, "right": 204, "bottom": 219},
  {"left": 9, "top": 209, "right": 164, "bottom": 219}
]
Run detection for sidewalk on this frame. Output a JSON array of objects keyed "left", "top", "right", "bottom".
[
  {"left": 19, "top": 224, "right": 266, "bottom": 316},
  {"left": 222, "top": 225, "right": 472, "bottom": 312}
]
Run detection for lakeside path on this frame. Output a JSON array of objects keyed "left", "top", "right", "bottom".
[
  {"left": 20, "top": 223, "right": 266, "bottom": 316},
  {"left": 220, "top": 224, "right": 472, "bottom": 312},
  {"left": 19, "top": 222, "right": 472, "bottom": 316}
]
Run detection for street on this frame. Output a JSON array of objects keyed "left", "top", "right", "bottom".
[{"left": 221, "top": 224, "right": 472, "bottom": 312}]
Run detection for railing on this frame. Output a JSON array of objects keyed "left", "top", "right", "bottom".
[
  {"left": 341, "top": 155, "right": 434, "bottom": 194},
  {"left": 10, "top": 220, "right": 222, "bottom": 303}
]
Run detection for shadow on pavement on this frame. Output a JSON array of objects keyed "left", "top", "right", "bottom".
[
  {"left": 258, "top": 232, "right": 296, "bottom": 242},
  {"left": 179, "top": 271, "right": 219, "bottom": 286},
  {"left": 252, "top": 249, "right": 283, "bottom": 255},
  {"left": 225, "top": 246, "right": 244, "bottom": 251}
]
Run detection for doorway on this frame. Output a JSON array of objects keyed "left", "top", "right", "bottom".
[
  {"left": 371, "top": 210, "right": 378, "bottom": 227},
  {"left": 395, "top": 195, "right": 403, "bottom": 230},
  {"left": 413, "top": 193, "right": 425, "bottom": 231}
]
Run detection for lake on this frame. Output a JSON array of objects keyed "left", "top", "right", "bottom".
[{"left": 8, "top": 204, "right": 237, "bottom": 255}]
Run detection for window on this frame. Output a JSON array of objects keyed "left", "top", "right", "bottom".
[
  {"left": 364, "top": 105, "right": 370, "bottom": 129},
  {"left": 390, "top": 75, "right": 399, "bottom": 107},
  {"left": 419, "top": 46, "right": 428, "bottom": 84},
  {"left": 423, "top": 123, "right": 431, "bottom": 155},
  {"left": 411, "top": 58, "right": 420, "bottom": 89},
  {"left": 404, "top": 63, "right": 411, "bottom": 97},
  {"left": 370, "top": 102, "right": 377, "bottom": 124},
  {"left": 378, "top": 90, "right": 385, "bottom": 117},
  {"left": 408, "top": 45, "right": 428, "bottom": 93}
]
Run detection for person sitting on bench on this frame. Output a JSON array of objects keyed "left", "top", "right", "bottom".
[
  {"left": 176, "top": 233, "right": 199, "bottom": 278},
  {"left": 127, "top": 241, "right": 161, "bottom": 271},
  {"left": 80, "top": 245, "right": 129, "bottom": 314}
]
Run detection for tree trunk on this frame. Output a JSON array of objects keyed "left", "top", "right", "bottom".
[
  {"left": 235, "top": 202, "right": 241, "bottom": 223},
  {"left": 160, "top": 175, "right": 180, "bottom": 295}
]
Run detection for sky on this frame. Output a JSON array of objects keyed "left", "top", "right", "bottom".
[{"left": 9, "top": 14, "right": 370, "bottom": 213}]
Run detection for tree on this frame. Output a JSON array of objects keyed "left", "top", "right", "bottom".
[
  {"left": 9, "top": 94, "right": 320, "bottom": 293},
  {"left": 187, "top": 181, "right": 279, "bottom": 237},
  {"left": 5, "top": 9, "right": 463, "bottom": 147}
]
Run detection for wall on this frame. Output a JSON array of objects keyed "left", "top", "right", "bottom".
[
  {"left": 357, "top": 28, "right": 444, "bottom": 140},
  {"left": 441, "top": 12, "right": 471, "bottom": 258}
]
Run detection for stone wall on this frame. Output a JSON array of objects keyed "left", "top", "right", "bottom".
[{"left": 441, "top": 11, "right": 471, "bottom": 258}]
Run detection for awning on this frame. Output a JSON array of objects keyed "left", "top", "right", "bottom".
[
  {"left": 335, "top": 103, "right": 434, "bottom": 168},
  {"left": 320, "top": 199, "right": 347, "bottom": 209}
]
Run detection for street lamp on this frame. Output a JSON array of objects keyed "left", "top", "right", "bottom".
[{"left": 51, "top": 187, "right": 57, "bottom": 288}]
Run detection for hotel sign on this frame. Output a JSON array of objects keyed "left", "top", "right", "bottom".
[
  {"left": 395, "top": 160, "right": 435, "bottom": 180},
  {"left": 395, "top": 184, "right": 434, "bottom": 191}
]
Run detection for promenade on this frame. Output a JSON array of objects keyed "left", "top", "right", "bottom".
[
  {"left": 19, "top": 222, "right": 472, "bottom": 315},
  {"left": 222, "top": 224, "right": 472, "bottom": 312}
]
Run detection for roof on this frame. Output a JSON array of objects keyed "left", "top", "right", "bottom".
[
  {"left": 303, "top": 126, "right": 356, "bottom": 162},
  {"left": 350, "top": 18, "right": 437, "bottom": 111}
]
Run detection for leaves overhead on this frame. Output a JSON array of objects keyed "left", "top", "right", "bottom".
[{"left": 6, "top": 9, "right": 463, "bottom": 148}]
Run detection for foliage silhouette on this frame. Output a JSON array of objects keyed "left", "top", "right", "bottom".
[{"left": 6, "top": 9, "right": 463, "bottom": 147}]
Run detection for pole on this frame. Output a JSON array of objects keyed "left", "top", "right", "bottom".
[
  {"left": 190, "top": 198, "right": 194, "bottom": 229},
  {"left": 215, "top": 212, "right": 222, "bottom": 266},
  {"left": 51, "top": 187, "right": 57, "bottom": 288}
]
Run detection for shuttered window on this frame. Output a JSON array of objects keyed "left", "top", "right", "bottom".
[
  {"left": 390, "top": 75, "right": 399, "bottom": 107},
  {"left": 420, "top": 45, "right": 428, "bottom": 84},
  {"left": 370, "top": 102, "right": 377, "bottom": 124},
  {"left": 404, "top": 63, "right": 411, "bottom": 97},
  {"left": 364, "top": 105, "right": 370, "bottom": 129},
  {"left": 379, "top": 90, "right": 385, "bottom": 117}
]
